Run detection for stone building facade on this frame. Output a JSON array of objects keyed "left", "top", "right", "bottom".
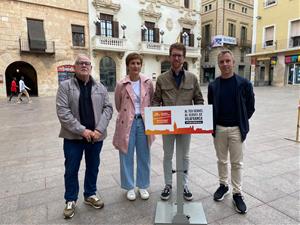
[
  {"left": 0, "top": 0, "right": 89, "bottom": 97},
  {"left": 88, "top": 0, "right": 202, "bottom": 91},
  {"left": 200, "top": 0, "right": 253, "bottom": 84}
]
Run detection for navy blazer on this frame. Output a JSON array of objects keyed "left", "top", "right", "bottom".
[{"left": 208, "top": 74, "right": 255, "bottom": 142}]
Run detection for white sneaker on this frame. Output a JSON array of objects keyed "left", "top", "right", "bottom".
[
  {"left": 126, "top": 189, "right": 136, "bottom": 201},
  {"left": 139, "top": 189, "right": 149, "bottom": 200}
]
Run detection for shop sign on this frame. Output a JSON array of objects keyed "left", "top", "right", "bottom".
[
  {"left": 144, "top": 105, "right": 213, "bottom": 135},
  {"left": 57, "top": 65, "right": 75, "bottom": 84},
  {"left": 211, "top": 35, "right": 237, "bottom": 47},
  {"left": 285, "top": 55, "right": 300, "bottom": 64}
]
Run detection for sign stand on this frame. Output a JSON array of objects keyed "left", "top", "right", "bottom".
[
  {"left": 154, "top": 146, "right": 207, "bottom": 225},
  {"left": 144, "top": 105, "right": 212, "bottom": 225}
]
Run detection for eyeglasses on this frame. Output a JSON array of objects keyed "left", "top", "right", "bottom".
[
  {"left": 171, "top": 54, "right": 184, "bottom": 58},
  {"left": 76, "top": 61, "right": 91, "bottom": 66}
]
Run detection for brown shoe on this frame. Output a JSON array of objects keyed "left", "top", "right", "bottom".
[
  {"left": 84, "top": 195, "right": 104, "bottom": 209},
  {"left": 63, "top": 201, "right": 76, "bottom": 219}
]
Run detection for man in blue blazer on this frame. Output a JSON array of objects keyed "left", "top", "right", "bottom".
[{"left": 208, "top": 49, "right": 255, "bottom": 214}]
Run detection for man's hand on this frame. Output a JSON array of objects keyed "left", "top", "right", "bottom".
[
  {"left": 92, "top": 129, "right": 102, "bottom": 142},
  {"left": 81, "top": 129, "right": 93, "bottom": 142}
]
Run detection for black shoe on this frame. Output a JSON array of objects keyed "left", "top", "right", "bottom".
[
  {"left": 233, "top": 193, "right": 247, "bottom": 214},
  {"left": 214, "top": 184, "right": 229, "bottom": 201},
  {"left": 183, "top": 186, "right": 193, "bottom": 201},
  {"left": 160, "top": 185, "right": 172, "bottom": 200}
]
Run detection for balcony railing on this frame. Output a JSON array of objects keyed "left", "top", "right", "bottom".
[
  {"left": 92, "top": 35, "right": 127, "bottom": 52},
  {"left": 237, "top": 38, "right": 252, "bottom": 48},
  {"left": 139, "top": 41, "right": 168, "bottom": 56},
  {"left": 139, "top": 41, "right": 200, "bottom": 58},
  {"left": 19, "top": 38, "right": 55, "bottom": 54}
]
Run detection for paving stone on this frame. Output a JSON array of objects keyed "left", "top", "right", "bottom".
[{"left": 268, "top": 195, "right": 300, "bottom": 222}]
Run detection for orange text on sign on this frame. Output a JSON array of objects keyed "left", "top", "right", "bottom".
[{"left": 153, "top": 110, "right": 172, "bottom": 125}]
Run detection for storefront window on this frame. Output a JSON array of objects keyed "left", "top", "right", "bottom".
[{"left": 288, "top": 63, "right": 300, "bottom": 84}]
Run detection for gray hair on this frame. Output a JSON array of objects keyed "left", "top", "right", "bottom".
[
  {"left": 74, "top": 54, "right": 91, "bottom": 64},
  {"left": 217, "top": 49, "right": 235, "bottom": 61}
]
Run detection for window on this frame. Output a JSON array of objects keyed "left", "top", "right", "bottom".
[
  {"left": 161, "top": 61, "right": 171, "bottom": 73},
  {"left": 204, "top": 49, "right": 209, "bottom": 62},
  {"left": 27, "top": 18, "right": 46, "bottom": 50},
  {"left": 264, "top": 26, "right": 274, "bottom": 47},
  {"left": 242, "top": 7, "right": 247, "bottom": 13},
  {"left": 290, "top": 20, "right": 300, "bottom": 47},
  {"left": 205, "top": 5, "right": 208, "bottom": 11},
  {"left": 72, "top": 25, "right": 85, "bottom": 47},
  {"left": 240, "top": 26, "right": 247, "bottom": 45},
  {"left": 240, "top": 50, "right": 245, "bottom": 62},
  {"left": 229, "top": 3, "right": 235, "bottom": 9},
  {"left": 100, "top": 14, "right": 113, "bottom": 37},
  {"left": 209, "top": 4, "right": 212, "bottom": 10},
  {"left": 184, "top": 0, "right": 190, "bottom": 9},
  {"left": 181, "top": 28, "right": 194, "bottom": 47},
  {"left": 228, "top": 23, "right": 236, "bottom": 37},
  {"left": 203, "top": 24, "right": 211, "bottom": 46},
  {"left": 265, "top": 0, "right": 277, "bottom": 7},
  {"left": 142, "top": 22, "right": 159, "bottom": 43}
]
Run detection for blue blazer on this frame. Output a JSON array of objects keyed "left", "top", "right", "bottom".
[{"left": 208, "top": 74, "right": 255, "bottom": 142}]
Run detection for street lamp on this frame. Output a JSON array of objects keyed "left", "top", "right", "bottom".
[
  {"left": 159, "top": 29, "right": 165, "bottom": 44},
  {"left": 197, "top": 36, "right": 202, "bottom": 47},
  {"left": 121, "top": 24, "right": 127, "bottom": 39}
]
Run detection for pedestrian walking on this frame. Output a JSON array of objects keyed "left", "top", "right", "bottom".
[
  {"left": 17, "top": 76, "right": 31, "bottom": 103},
  {"left": 56, "top": 54, "right": 113, "bottom": 219},
  {"left": 208, "top": 49, "right": 255, "bottom": 214},
  {"left": 8, "top": 77, "right": 19, "bottom": 102}
]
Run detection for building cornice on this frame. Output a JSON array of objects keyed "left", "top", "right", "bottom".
[
  {"left": 247, "top": 47, "right": 300, "bottom": 57},
  {"left": 178, "top": 12, "right": 197, "bottom": 28},
  {"left": 139, "top": 3, "right": 162, "bottom": 22},
  {"left": 92, "top": 0, "right": 121, "bottom": 13}
]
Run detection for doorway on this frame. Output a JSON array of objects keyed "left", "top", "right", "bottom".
[
  {"left": 5, "top": 61, "right": 38, "bottom": 96},
  {"left": 100, "top": 57, "right": 116, "bottom": 92}
]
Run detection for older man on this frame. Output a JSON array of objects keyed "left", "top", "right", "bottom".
[
  {"left": 56, "top": 54, "right": 113, "bottom": 219},
  {"left": 208, "top": 50, "right": 255, "bottom": 214}
]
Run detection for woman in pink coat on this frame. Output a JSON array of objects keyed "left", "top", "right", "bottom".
[{"left": 113, "top": 53, "right": 154, "bottom": 201}]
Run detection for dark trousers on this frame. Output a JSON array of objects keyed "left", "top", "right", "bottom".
[
  {"left": 63, "top": 139, "right": 103, "bottom": 202},
  {"left": 9, "top": 91, "right": 18, "bottom": 101}
]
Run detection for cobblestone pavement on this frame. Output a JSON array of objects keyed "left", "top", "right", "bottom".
[{"left": 0, "top": 86, "right": 299, "bottom": 225}]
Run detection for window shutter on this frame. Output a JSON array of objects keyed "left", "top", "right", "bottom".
[
  {"left": 95, "top": 22, "right": 100, "bottom": 35},
  {"left": 112, "top": 21, "right": 119, "bottom": 38},
  {"left": 291, "top": 20, "right": 300, "bottom": 37},
  {"left": 233, "top": 24, "right": 236, "bottom": 37},
  {"left": 265, "top": 26, "right": 274, "bottom": 41},
  {"left": 141, "top": 30, "right": 145, "bottom": 41},
  {"left": 27, "top": 19, "right": 46, "bottom": 50},
  {"left": 189, "top": 33, "right": 194, "bottom": 47},
  {"left": 154, "top": 28, "right": 160, "bottom": 43}
]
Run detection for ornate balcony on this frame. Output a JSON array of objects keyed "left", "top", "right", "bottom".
[
  {"left": 92, "top": 35, "right": 127, "bottom": 53},
  {"left": 139, "top": 41, "right": 200, "bottom": 59},
  {"left": 19, "top": 38, "right": 55, "bottom": 54},
  {"left": 237, "top": 38, "right": 252, "bottom": 48}
]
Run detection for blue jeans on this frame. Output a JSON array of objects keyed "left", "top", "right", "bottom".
[
  {"left": 63, "top": 139, "right": 103, "bottom": 202},
  {"left": 119, "top": 118, "right": 150, "bottom": 190}
]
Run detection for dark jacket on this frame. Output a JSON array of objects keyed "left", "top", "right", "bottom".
[{"left": 208, "top": 74, "right": 255, "bottom": 142}]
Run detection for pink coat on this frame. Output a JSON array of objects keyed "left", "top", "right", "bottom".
[{"left": 113, "top": 74, "right": 155, "bottom": 153}]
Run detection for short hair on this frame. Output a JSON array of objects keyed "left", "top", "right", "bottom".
[
  {"left": 74, "top": 54, "right": 91, "bottom": 64},
  {"left": 169, "top": 42, "right": 186, "bottom": 57},
  {"left": 217, "top": 49, "right": 235, "bottom": 62},
  {"left": 125, "top": 52, "right": 143, "bottom": 66}
]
